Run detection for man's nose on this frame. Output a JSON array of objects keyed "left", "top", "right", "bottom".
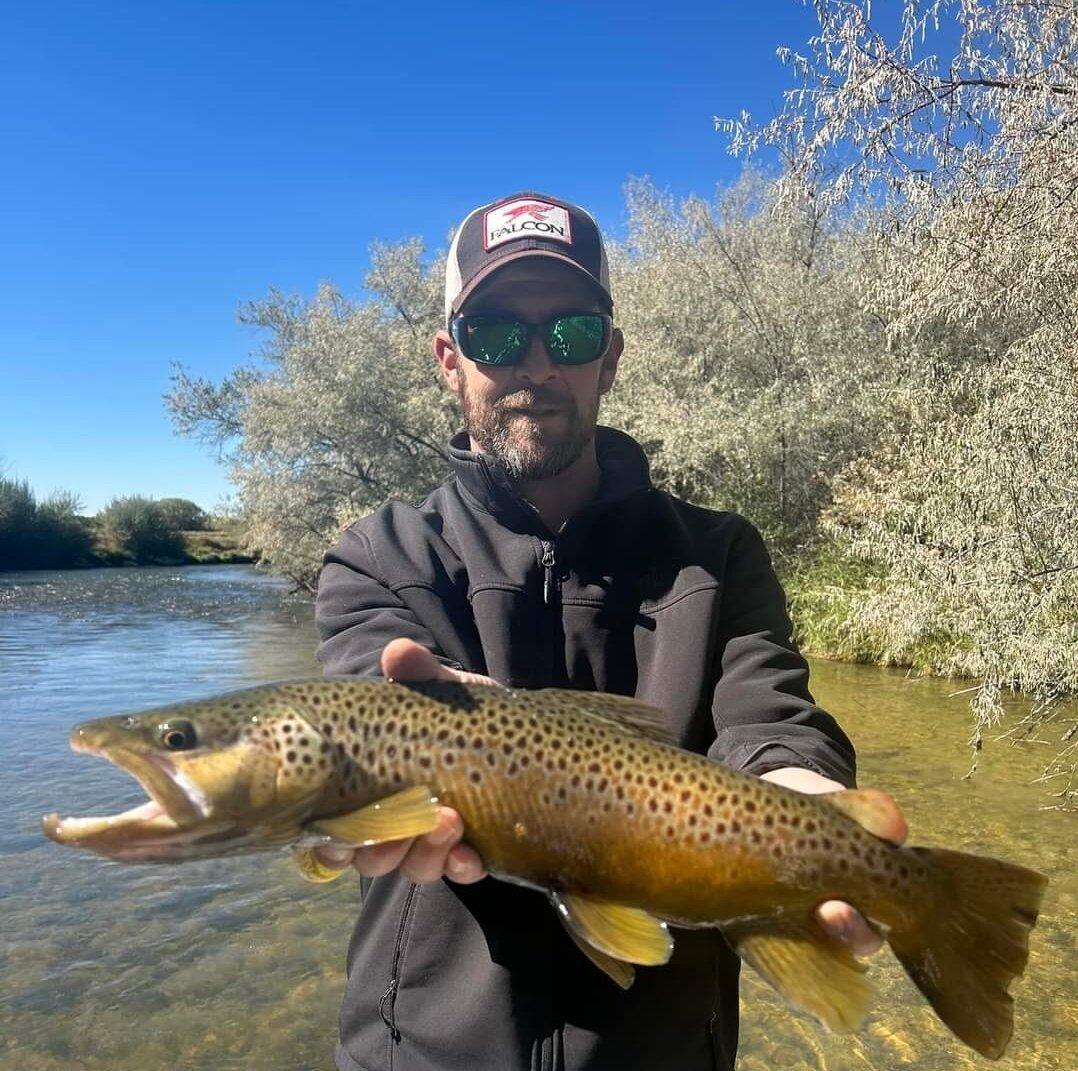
[{"left": 514, "top": 331, "right": 559, "bottom": 383}]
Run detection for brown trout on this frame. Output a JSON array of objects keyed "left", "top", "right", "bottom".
[{"left": 43, "top": 678, "right": 1046, "bottom": 1059}]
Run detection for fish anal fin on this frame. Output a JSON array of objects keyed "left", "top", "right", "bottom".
[
  {"left": 563, "top": 923, "right": 636, "bottom": 990},
  {"left": 822, "top": 788, "right": 907, "bottom": 844},
  {"left": 552, "top": 891, "right": 673, "bottom": 966},
  {"left": 539, "top": 689, "right": 674, "bottom": 744},
  {"left": 306, "top": 785, "right": 440, "bottom": 847},
  {"left": 293, "top": 845, "right": 348, "bottom": 883},
  {"left": 729, "top": 916, "right": 872, "bottom": 1034}
]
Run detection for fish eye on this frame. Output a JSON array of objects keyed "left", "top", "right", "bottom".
[{"left": 160, "top": 720, "right": 199, "bottom": 751}]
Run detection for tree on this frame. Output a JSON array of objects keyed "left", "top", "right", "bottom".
[
  {"left": 157, "top": 497, "right": 209, "bottom": 532},
  {"left": 719, "top": 0, "right": 1078, "bottom": 802},
  {"left": 99, "top": 496, "right": 186, "bottom": 563},
  {"left": 605, "top": 172, "right": 893, "bottom": 552},
  {"left": 166, "top": 241, "right": 458, "bottom": 590}
]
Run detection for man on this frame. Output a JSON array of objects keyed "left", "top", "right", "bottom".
[{"left": 314, "top": 192, "right": 904, "bottom": 1071}]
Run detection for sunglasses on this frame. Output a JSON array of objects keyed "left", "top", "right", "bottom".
[{"left": 450, "top": 312, "right": 612, "bottom": 367}]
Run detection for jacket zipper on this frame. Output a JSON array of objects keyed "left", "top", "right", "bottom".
[
  {"left": 541, "top": 540, "right": 557, "bottom": 605},
  {"left": 379, "top": 882, "right": 419, "bottom": 1048}
]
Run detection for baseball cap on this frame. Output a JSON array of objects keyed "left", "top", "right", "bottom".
[{"left": 444, "top": 191, "right": 613, "bottom": 326}]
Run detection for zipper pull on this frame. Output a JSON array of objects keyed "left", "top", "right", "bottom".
[{"left": 541, "top": 541, "right": 556, "bottom": 604}]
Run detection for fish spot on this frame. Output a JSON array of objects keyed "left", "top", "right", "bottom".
[
  {"left": 716, "top": 821, "right": 727, "bottom": 835},
  {"left": 302, "top": 755, "right": 312, "bottom": 765},
  {"left": 469, "top": 770, "right": 482, "bottom": 784},
  {"left": 418, "top": 756, "right": 432, "bottom": 769},
  {"left": 286, "top": 750, "right": 296, "bottom": 762}
]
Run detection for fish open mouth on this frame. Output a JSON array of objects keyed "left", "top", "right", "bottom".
[{"left": 42, "top": 732, "right": 209, "bottom": 857}]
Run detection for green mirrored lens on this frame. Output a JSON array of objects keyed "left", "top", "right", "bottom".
[
  {"left": 463, "top": 320, "right": 527, "bottom": 364},
  {"left": 545, "top": 315, "right": 606, "bottom": 364}
]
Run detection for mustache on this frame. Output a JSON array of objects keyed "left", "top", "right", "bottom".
[{"left": 494, "top": 387, "right": 571, "bottom": 410}]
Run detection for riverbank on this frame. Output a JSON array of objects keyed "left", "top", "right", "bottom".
[{"left": 0, "top": 528, "right": 255, "bottom": 571}]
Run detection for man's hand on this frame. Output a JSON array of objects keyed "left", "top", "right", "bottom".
[
  {"left": 313, "top": 639, "right": 493, "bottom": 885},
  {"left": 759, "top": 767, "right": 908, "bottom": 957}
]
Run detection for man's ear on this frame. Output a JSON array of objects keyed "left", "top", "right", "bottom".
[
  {"left": 433, "top": 330, "right": 462, "bottom": 393},
  {"left": 598, "top": 327, "right": 624, "bottom": 396}
]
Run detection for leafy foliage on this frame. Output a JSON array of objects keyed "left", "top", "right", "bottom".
[
  {"left": 720, "top": 0, "right": 1078, "bottom": 802},
  {"left": 0, "top": 478, "right": 94, "bottom": 570},
  {"left": 99, "top": 495, "right": 186, "bottom": 563}
]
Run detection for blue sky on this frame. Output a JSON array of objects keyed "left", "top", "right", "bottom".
[{"left": 1, "top": 0, "right": 818, "bottom": 514}]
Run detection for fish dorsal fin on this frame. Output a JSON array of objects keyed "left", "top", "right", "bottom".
[
  {"left": 305, "top": 785, "right": 440, "bottom": 847},
  {"left": 551, "top": 891, "right": 674, "bottom": 967},
  {"left": 728, "top": 916, "right": 872, "bottom": 1034},
  {"left": 821, "top": 789, "right": 907, "bottom": 844},
  {"left": 536, "top": 689, "right": 674, "bottom": 745}
]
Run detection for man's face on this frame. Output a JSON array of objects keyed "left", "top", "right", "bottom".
[{"left": 434, "top": 259, "right": 623, "bottom": 481}]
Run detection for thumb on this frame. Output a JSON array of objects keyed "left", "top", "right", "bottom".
[{"left": 381, "top": 638, "right": 502, "bottom": 687}]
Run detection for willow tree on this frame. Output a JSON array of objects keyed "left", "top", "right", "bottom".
[
  {"left": 167, "top": 241, "right": 456, "bottom": 589},
  {"left": 720, "top": 0, "right": 1078, "bottom": 800},
  {"left": 605, "top": 172, "right": 892, "bottom": 553}
]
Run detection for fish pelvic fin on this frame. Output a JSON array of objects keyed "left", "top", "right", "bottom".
[
  {"left": 728, "top": 915, "right": 872, "bottom": 1034},
  {"left": 820, "top": 788, "right": 908, "bottom": 843},
  {"left": 305, "top": 785, "right": 440, "bottom": 847},
  {"left": 552, "top": 891, "right": 673, "bottom": 968},
  {"left": 887, "top": 847, "right": 1047, "bottom": 1060}
]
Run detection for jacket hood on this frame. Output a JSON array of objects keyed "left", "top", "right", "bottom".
[{"left": 447, "top": 425, "right": 652, "bottom": 534}]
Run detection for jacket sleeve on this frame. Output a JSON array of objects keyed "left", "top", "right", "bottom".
[
  {"left": 706, "top": 517, "right": 857, "bottom": 788},
  {"left": 315, "top": 526, "right": 464, "bottom": 679}
]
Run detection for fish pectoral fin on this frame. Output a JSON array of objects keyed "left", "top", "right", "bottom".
[
  {"left": 293, "top": 845, "right": 349, "bottom": 883},
  {"left": 563, "top": 922, "right": 636, "bottom": 990},
  {"left": 552, "top": 891, "right": 674, "bottom": 967},
  {"left": 305, "top": 785, "right": 440, "bottom": 847},
  {"left": 727, "top": 916, "right": 872, "bottom": 1034},
  {"left": 821, "top": 788, "right": 907, "bottom": 844}
]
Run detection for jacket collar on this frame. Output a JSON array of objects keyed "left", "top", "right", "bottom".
[{"left": 447, "top": 425, "right": 652, "bottom": 534}]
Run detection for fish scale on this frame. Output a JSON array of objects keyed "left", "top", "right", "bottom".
[{"left": 44, "top": 676, "right": 1047, "bottom": 1060}]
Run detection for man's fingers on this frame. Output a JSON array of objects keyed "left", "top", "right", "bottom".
[
  {"left": 311, "top": 837, "right": 417, "bottom": 878},
  {"left": 400, "top": 807, "right": 465, "bottom": 883},
  {"left": 815, "top": 900, "right": 884, "bottom": 957},
  {"left": 444, "top": 843, "right": 487, "bottom": 884}
]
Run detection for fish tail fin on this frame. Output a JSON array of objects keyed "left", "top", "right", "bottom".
[{"left": 887, "top": 847, "right": 1047, "bottom": 1060}]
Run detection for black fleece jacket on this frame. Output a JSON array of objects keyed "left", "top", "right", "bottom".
[{"left": 315, "top": 426, "right": 856, "bottom": 1071}]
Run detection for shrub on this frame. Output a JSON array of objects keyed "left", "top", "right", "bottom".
[{"left": 99, "top": 496, "right": 186, "bottom": 563}]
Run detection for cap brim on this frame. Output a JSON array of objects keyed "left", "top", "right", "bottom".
[{"left": 449, "top": 249, "right": 613, "bottom": 323}]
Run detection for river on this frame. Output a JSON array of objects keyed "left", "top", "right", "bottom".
[{"left": 1, "top": 565, "right": 1073, "bottom": 1070}]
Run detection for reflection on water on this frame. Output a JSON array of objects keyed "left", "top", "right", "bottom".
[{"left": 1, "top": 566, "right": 1073, "bottom": 1070}]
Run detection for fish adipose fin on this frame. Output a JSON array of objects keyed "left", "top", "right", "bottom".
[
  {"left": 540, "top": 690, "right": 674, "bottom": 744},
  {"left": 306, "top": 785, "right": 441, "bottom": 847},
  {"left": 821, "top": 788, "right": 908, "bottom": 843},
  {"left": 728, "top": 916, "right": 872, "bottom": 1034},
  {"left": 551, "top": 891, "right": 674, "bottom": 968},
  {"left": 887, "top": 847, "right": 1047, "bottom": 1060}
]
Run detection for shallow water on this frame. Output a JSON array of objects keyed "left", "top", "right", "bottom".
[{"left": 1, "top": 565, "right": 1073, "bottom": 1070}]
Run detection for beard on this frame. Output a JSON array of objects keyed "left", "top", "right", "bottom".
[{"left": 459, "top": 379, "right": 599, "bottom": 481}]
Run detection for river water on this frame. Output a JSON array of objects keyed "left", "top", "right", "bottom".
[{"left": 0, "top": 565, "right": 1073, "bottom": 1070}]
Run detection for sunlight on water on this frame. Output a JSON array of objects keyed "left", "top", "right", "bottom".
[{"left": 1, "top": 566, "right": 1073, "bottom": 1069}]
